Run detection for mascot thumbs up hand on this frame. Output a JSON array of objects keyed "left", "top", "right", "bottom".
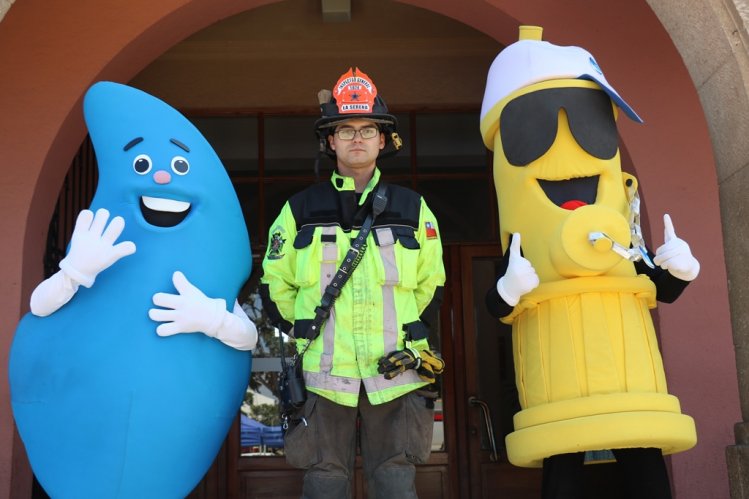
[
  {"left": 497, "top": 233, "right": 540, "bottom": 306},
  {"left": 653, "top": 214, "right": 700, "bottom": 281}
]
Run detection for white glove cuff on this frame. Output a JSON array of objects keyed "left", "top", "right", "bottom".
[
  {"left": 59, "top": 258, "right": 95, "bottom": 288},
  {"left": 203, "top": 298, "right": 229, "bottom": 338},
  {"left": 668, "top": 259, "right": 701, "bottom": 282},
  {"left": 213, "top": 301, "right": 258, "bottom": 351},
  {"left": 497, "top": 277, "right": 520, "bottom": 307}
]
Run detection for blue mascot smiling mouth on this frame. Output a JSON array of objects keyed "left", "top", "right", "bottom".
[{"left": 140, "top": 195, "right": 192, "bottom": 227}]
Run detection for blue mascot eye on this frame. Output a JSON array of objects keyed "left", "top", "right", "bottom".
[
  {"left": 133, "top": 154, "right": 152, "bottom": 175},
  {"left": 171, "top": 156, "right": 189, "bottom": 175}
]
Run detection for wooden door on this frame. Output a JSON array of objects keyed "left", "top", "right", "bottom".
[{"left": 452, "top": 245, "right": 542, "bottom": 498}]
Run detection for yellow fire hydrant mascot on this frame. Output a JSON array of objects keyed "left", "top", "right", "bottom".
[{"left": 482, "top": 26, "right": 700, "bottom": 498}]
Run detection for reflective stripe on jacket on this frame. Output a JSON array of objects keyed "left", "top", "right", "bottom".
[{"left": 261, "top": 168, "right": 446, "bottom": 406}]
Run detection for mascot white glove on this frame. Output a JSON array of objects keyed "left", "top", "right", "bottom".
[
  {"left": 497, "top": 233, "right": 540, "bottom": 306},
  {"left": 59, "top": 209, "right": 136, "bottom": 288},
  {"left": 31, "top": 209, "right": 135, "bottom": 317},
  {"left": 149, "top": 271, "right": 258, "bottom": 350},
  {"left": 653, "top": 214, "right": 700, "bottom": 281}
]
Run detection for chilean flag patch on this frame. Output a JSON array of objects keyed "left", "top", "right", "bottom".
[{"left": 425, "top": 221, "right": 438, "bottom": 239}]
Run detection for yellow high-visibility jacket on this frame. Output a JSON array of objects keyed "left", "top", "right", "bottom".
[{"left": 261, "top": 169, "right": 446, "bottom": 407}]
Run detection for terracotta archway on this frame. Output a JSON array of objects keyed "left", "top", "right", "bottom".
[{"left": 0, "top": 1, "right": 737, "bottom": 498}]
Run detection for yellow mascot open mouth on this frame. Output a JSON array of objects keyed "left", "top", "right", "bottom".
[{"left": 537, "top": 176, "right": 599, "bottom": 209}]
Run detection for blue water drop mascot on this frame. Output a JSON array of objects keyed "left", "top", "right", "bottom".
[{"left": 9, "top": 81, "right": 257, "bottom": 499}]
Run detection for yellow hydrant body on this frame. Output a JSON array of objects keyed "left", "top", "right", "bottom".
[{"left": 480, "top": 27, "right": 696, "bottom": 468}]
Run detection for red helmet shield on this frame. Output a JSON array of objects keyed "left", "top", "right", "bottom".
[{"left": 334, "top": 67, "right": 378, "bottom": 115}]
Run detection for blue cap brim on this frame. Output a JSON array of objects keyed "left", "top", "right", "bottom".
[{"left": 580, "top": 75, "right": 644, "bottom": 123}]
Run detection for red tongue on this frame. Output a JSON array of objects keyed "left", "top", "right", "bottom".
[{"left": 561, "top": 200, "right": 587, "bottom": 210}]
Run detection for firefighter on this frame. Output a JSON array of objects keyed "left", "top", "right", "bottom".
[{"left": 260, "top": 67, "right": 446, "bottom": 499}]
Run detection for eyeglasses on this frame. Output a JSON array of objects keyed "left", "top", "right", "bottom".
[
  {"left": 500, "top": 87, "right": 618, "bottom": 166},
  {"left": 334, "top": 127, "right": 380, "bottom": 140}
]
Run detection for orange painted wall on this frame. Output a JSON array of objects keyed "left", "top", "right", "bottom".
[{"left": 0, "top": 0, "right": 737, "bottom": 498}]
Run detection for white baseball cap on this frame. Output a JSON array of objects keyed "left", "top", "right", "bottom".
[{"left": 480, "top": 26, "right": 642, "bottom": 125}]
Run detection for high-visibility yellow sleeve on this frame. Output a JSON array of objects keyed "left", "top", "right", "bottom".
[
  {"left": 260, "top": 202, "right": 299, "bottom": 325},
  {"left": 414, "top": 199, "right": 446, "bottom": 317}
]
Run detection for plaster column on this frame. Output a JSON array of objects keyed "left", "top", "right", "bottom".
[{"left": 0, "top": 0, "right": 15, "bottom": 22}]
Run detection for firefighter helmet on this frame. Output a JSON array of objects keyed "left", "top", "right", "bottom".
[{"left": 315, "top": 67, "right": 402, "bottom": 158}]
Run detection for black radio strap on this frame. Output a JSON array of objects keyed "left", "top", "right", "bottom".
[
  {"left": 284, "top": 182, "right": 388, "bottom": 363},
  {"left": 304, "top": 182, "right": 388, "bottom": 344}
]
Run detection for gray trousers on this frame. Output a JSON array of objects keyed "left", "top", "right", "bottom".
[{"left": 284, "top": 388, "right": 435, "bottom": 499}]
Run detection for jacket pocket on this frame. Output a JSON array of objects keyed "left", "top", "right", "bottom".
[
  {"left": 284, "top": 393, "right": 321, "bottom": 469},
  {"left": 374, "top": 226, "right": 419, "bottom": 289},
  {"left": 396, "top": 245, "right": 419, "bottom": 290},
  {"left": 394, "top": 227, "right": 419, "bottom": 289}
]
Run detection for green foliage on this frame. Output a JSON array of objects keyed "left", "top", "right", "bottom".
[
  {"left": 239, "top": 278, "right": 297, "bottom": 429},
  {"left": 251, "top": 403, "right": 282, "bottom": 427}
]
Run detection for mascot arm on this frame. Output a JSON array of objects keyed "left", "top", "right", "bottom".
[
  {"left": 485, "top": 284, "right": 514, "bottom": 320},
  {"left": 486, "top": 247, "right": 513, "bottom": 319},
  {"left": 29, "top": 271, "right": 81, "bottom": 317},
  {"left": 635, "top": 251, "right": 691, "bottom": 304},
  {"left": 149, "top": 271, "right": 258, "bottom": 350}
]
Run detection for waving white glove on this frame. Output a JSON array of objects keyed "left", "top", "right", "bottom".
[
  {"left": 149, "top": 271, "right": 258, "bottom": 350},
  {"left": 497, "top": 233, "right": 540, "bottom": 306},
  {"left": 59, "top": 209, "right": 136, "bottom": 288},
  {"left": 653, "top": 214, "right": 700, "bottom": 281}
]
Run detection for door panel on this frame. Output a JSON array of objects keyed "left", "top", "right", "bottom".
[{"left": 459, "top": 246, "right": 542, "bottom": 498}]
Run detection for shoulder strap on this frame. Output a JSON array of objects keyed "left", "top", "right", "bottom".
[{"left": 305, "top": 182, "right": 388, "bottom": 343}]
